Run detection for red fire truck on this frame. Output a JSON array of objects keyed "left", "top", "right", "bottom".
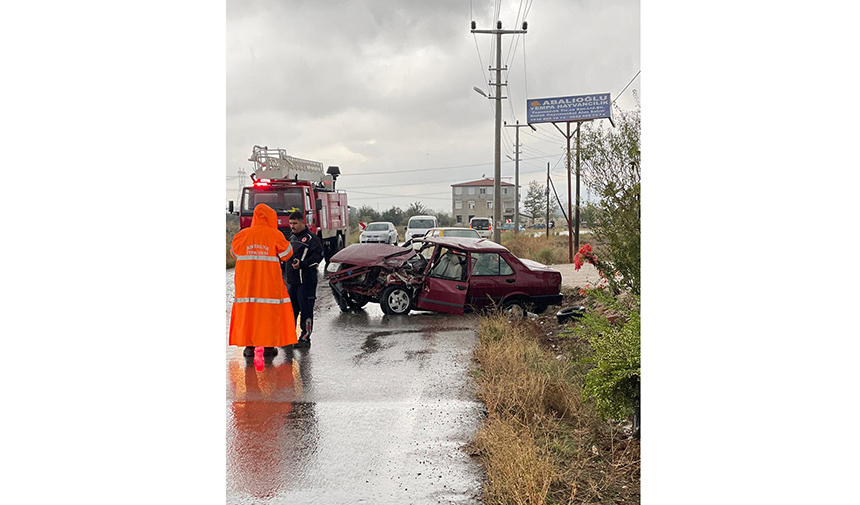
[{"left": 229, "top": 145, "right": 349, "bottom": 263}]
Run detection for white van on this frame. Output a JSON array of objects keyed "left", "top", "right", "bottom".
[
  {"left": 404, "top": 215, "right": 438, "bottom": 242},
  {"left": 469, "top": 216, "right": 494, "bottom": 239}
]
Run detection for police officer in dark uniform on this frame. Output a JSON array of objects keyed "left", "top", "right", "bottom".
[{"left": 285, "top": 210, "right": 324, "bottom": 348}]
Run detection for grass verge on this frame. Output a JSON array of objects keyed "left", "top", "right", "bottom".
[
  {"left": 472, "top": 310, "right": 640, "bottom": 504},
  {"left": 499, "top": 230, "right": 606, "bottom": 264},
  {"left": 226, "top": 214, "right": 240, "bottom": 269}
]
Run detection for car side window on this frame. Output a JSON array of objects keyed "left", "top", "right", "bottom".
[
  {"left": 430, "top": 247, "right": 467, "bottom": 281},
  {"left": 499, "top": 255, "right": 514, "bottom": 275},
  {"left": 471, "top": 253, "right": 514, "bottom": 276}
]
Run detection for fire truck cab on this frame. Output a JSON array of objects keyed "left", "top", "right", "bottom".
[{"left": 230, "top": 146, "right": 349, "bottom": 263}]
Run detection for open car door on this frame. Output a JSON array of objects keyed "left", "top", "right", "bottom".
[{"left": 414, "top": 246, "right": 468, "bottom": 315}]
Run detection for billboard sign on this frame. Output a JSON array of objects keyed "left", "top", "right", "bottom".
[{"left": 526, "top": 93, "right": 612, "bottom": 124}]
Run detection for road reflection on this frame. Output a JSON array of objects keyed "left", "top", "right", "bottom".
[{"left": 226, "top": 352, "right": 317, "bottom": 500}]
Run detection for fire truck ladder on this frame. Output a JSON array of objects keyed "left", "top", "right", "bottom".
[{"left": 248, "top": 145, "right": 331, "bottom": 184}]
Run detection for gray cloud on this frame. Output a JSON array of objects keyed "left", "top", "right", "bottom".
[{"left": 227, "top": 0, "right": 640, "bottom": 212}]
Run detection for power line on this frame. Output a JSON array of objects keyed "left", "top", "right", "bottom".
[
  {"left": 348, "top": 189, "right": 451, "bottom": 201},
  {"left": 342, "top": 153, "right": 558, "bottom": 177},
  {"left": 613, "top": 70, "right": 641, "bottom": 104},
  {"left": 504, "top": 0, "right": 526, "bottom": 69},
  {"left": 345, "top": 165, "right": 550, "bottom": 190}
]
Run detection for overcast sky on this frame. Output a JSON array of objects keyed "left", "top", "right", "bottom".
[{"left": 226, "top": 0, "right": 640, "bottom": 213}]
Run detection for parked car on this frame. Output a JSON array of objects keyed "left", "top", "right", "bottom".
[
  {"left": 499, "top": 222, "right": 525, "bottom": 231},
  {"left": 326, "top": 236, "right": 563, "bottom": 316},
  {"left": 360, "top": 221, "right": 398, "bottom": 244},
  {"left": 469, "top": 217, "right": 493, "bottom": 239},
  {"left": 404, "top": 215, "right": 438, "bottom": 242}
]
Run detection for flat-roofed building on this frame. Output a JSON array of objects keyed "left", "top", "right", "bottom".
[{"left": 451, "top": 178, "right": 516, "bottom": 225}]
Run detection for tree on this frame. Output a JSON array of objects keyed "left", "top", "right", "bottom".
[
  {"left": 580, "top": 98, "right": 640, "bottom": 294},
  {"left": 579, "top": 203, "right": 601, "bottom": 228},
  {"left": 357, "top": 204, "right": 380, "bottom": 224},
  {"left": 434, "top": 211, "right": 453, "bottom": 227},
  {"left": 380, "top": 206, "right": 404, "bottom": 226},
  {"left": 405, "top": 201, "right": 430, "bottom": 218},
  {"left": 522, "top": 180, "right": 547, "bottom": 223},
  {"left": 580, "top": 98, "right": 640, "bottom": 197}
]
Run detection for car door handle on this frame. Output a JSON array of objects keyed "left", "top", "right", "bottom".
[
  {"left": 506, "top": 278, "right": 515, "bottom": 283},
  {"left": 456, "top": 285, "right": 467, "bottom": 290}
]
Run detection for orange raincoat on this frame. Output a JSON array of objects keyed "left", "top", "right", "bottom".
[{"left": 229, "top": 204, "right": 298, "bottom": 347}]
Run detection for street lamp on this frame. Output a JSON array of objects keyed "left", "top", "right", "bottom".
[{"left": 473, "top": 86, "right": 487, "bottom": 98}]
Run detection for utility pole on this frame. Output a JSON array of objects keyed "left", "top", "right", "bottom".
[
  {"left": 546, "top": 162, "right": 550, "bottom": 239},
  {"left": 575, "top": 123, "right": 581, "bottom": 252},
  {"left": 551, "top": 120, "right": 588, "bottom": 262},
  {"left": 505, "top": 120, "right": 536, "bottom": 234},
  {"left": 472, "top": 19, "right": 527, "bottom": 243},
  {"left": 566, "top": 122, "right": 573, "bottom": 262}
]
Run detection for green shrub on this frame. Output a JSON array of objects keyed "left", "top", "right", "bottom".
[
  {"left": 535, "top": 247, "right": 556, "bottom": 265},
  {"left": 573, "top": 291, "right": 640, "bottom": 420}
]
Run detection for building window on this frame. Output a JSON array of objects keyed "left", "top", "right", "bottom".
[
  {"left": 487, "top": 200, "right": 493, "bottom": 209},
  {"left": 454, "top": 187, "right": 462, "bottom": 195},
  {"left": 455, "top": 201, "right": 463, "bottom": 210},
  {"left": 468, "top": 201, "right": 475, "bottom": 209},
  {"left": 468, "top": 187, "right": 476, "bottom": 195},
  {"left": 456, "top": 215, "right": 462, "bottom": 223},
  {"left": 502, "top": 187, "right": 508, "bottom": 194}
]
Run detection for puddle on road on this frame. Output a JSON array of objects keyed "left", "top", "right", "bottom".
[{"left": 353, "top": 327, "right": 473, "bottom": 364}]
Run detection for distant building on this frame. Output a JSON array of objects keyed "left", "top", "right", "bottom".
[{"left": 451, "top": 178, "right": 516, "bottom": 225}]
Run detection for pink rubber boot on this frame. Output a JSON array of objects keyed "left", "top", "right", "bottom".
[{"left": 254, "top": 346, "right": 265, "bottom": 371}]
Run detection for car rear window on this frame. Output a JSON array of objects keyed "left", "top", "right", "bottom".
[
  {"left": 409, "top": 219, "right": 435, "bottom": 228},
  {"left": 471, "top": 219, "right": 491, "bottom": 230},
  {"left": 444, "top": 229, "right": 481, "bottom": 238}
]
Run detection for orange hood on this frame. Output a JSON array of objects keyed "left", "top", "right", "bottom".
[{"left": 251, "top": 204, "right": 278, "bottom": 229}]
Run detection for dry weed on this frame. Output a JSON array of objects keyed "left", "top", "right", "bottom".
[
  {"left": 474, "top": 313, "right": 640, "bottom": 504},
  {"left": 475, "top": 414, "right": 554, "bottom": 505}
]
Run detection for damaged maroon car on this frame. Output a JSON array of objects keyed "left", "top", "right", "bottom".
[{"left": 325, "top": 236, "right": 563, "bottom": 316}]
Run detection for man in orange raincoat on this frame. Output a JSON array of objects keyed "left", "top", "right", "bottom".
[{"left": 229, "top": 204, "right": 298, "bottom": 357}]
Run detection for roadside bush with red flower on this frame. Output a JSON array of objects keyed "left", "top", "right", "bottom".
[
  {"left": 575, "top": 242, "right": 630, "bottom": 295},
  {"left": 573, "top": 243, "right": 597, "bottom": 270}
]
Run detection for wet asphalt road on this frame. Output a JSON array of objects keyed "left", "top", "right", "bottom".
[{"left": 226, "top": 269, "right": 485, "bottom": 504}]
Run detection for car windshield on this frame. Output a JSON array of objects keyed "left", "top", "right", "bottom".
[
  {"left": 366, "top": 223, "right": 388, "bottom": 231},
  {"left": 241, "top": 187, "right": 304, "bottom": 215},
  {"left": 444, "top": 229, "right": 480, "bottom": 238},
  {"left": 409, "top": 219, "right": 435, "bottom": 229}
]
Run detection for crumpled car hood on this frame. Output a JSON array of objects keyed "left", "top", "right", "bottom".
[{"left": 330, "top": 243, "right": 417, "bottom": 268}]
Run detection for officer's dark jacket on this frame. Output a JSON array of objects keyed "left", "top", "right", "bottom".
[{"left": 284, "top": 228, "right": 324, "bottom": 285}]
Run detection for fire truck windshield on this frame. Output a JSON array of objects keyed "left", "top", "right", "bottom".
[{"left": 241, "top": 187, "right": 304, "bottom": 215}]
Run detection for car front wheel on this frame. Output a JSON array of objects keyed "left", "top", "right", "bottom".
[
  {"left": 380, "top": 286, "right": 411, "bottom": 315},
  {"left": 332, "top": 288, "right": 350, "bottom": 312},
  {"left": 345, "top": 292, "right": 369, "bottom": 309}
]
